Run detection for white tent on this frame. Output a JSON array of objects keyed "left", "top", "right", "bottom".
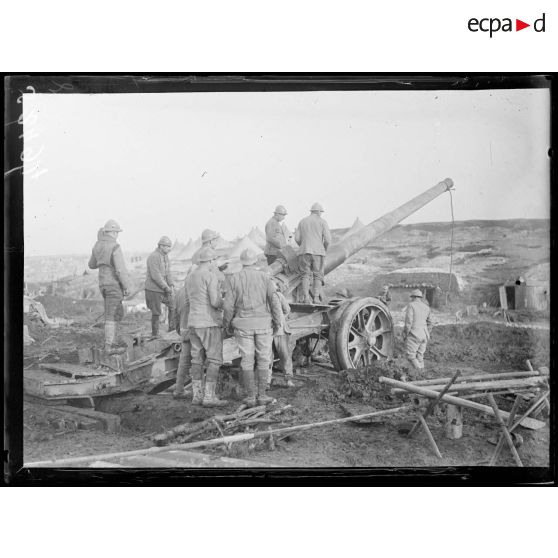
[
  {"left": 248, "top": 227, "right": 267, "bottom": 249},
  {"left": 229, "top": 236, "right": 264, "bottom": 259},
  {"left": 340, "top": 217, "right": 365, "bottom": 241}
]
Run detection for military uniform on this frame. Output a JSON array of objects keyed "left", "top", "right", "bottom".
[
  {"left": 145, "top": 247, "right": 175, "bottom": 335},
  {"left": 403, "top": 295, "right": 433, "bottom": 370},
  {"left": 295, "top": 212, "right": 331, "bottom": 303},
  {"left": 88, "top": 230, "right": 131, "bottom": 349},
  {"left": 272, "top": 289, "right": 294, "bottom": 385},
  {"left": 186, "top": 263, "right": 226, "bottom": 406},
  {"left": 223, "top": 262, "right": 282, "bottom": 405},
  {"left": 173, "top": 281, "right": 193, "bottom": 400},
  {"left": 264, "top": 217, "right": 290, "bottom": 265}
]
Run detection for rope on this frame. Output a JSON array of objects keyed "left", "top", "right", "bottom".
[{"left": 446, "top": 188, "right": 455, "bottom": 303}]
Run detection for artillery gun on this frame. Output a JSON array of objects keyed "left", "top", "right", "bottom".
[{"left": 266, "top": 178, "right": 454, "bottom": 370}]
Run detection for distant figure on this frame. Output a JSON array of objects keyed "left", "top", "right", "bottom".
[
  {"left": 264, "top": 205, "right": 291, "bottom": 265},
  {"left": 88, "top": 220, "right": 131, "bottom": 353},
  {"left": 145, "top": 236, "right": 175, "bottom": 338},
  {"left": 295, "top": 202, "right": 332, "bottom": 304},
  {"left": 378, "top": 285, "right": 391, "bottom": 306},
  {"left": 403, "top": 289, "right": 432, "bottom": 372}
]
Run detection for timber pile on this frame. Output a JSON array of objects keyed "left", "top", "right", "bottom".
[
  {"left": 152, "top": 404, "right": 294, "bottom": 447},
  {"left": 388, "top": 368, "right": 549, "bottom": 400}
]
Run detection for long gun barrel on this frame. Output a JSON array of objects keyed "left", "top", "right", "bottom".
[{"left": 269, "top": 178, "right": 454, "bottom": 291}]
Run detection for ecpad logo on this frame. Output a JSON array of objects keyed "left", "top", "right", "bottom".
[{"left": 468, "top": 13, "right": 546, "bottom": 37}]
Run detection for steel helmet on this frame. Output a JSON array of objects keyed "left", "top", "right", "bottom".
[
  {"left": 410, "top": 289, "right": 423, "bottom": 298},
  {"left": 240, "top": 248, "right": 259, "bottom": 266},
  {"left": 274, "top": 205, "right": 288, "bottom": 215},
  {"left": 201, "top": 229, "right": 220, "bottom": 244},
  {"left": 158, "top": 236, "right": 172, "bottom": 247},
  {"left": 310, "top": 202, "right": 324, "bottom": 212},
  {"left": 103, "top": 219, "right": 122, "bottom": 233},
  {"left": 197, "top": 246, "right": 218, "bottom": 262}
]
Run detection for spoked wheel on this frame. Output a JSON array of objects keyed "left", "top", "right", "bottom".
[{"left": 334, "top": 297, "right": 394, "bottom": 369}]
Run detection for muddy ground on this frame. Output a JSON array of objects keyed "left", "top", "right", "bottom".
[{"left": 23, "top": 300, "right": 550, "bottom": 467}]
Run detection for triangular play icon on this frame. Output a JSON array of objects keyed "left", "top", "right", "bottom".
[{"left": 516, "top": 19, "right": 530, "bottom": 31}]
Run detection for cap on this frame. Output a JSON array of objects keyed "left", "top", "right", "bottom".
[
  {"left": 410, "top": 289, "right": 423, "bottom": 298},
  {"left": 310, "top": 202, "right": 324, "bottom": 212},
  {"left": 274, "top": 205, "right": 288, "bottom": 215},
  {"left": 201, "top": 229, "right": 220, "bottom": 243},
  {"left": 197, "top": 246, "right": 218, "bottom": 262},
  {"left": 158, "top": 236, "right": 172, "bottom": 247}
]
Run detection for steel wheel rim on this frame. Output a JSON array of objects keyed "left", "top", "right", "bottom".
[{"left": 336, "top": 298, "right": 393, "bottom": 369}]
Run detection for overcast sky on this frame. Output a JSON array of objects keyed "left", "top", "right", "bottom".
[{"left": 23, "top": 88, "right": 550, "bottom": 256}]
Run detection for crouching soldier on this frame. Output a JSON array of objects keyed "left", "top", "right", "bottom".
[
  {"left": 88, "top": 220, "right": 131, "bottom": 353},
  {"left": 223, "top": 249, "right": 282, "bottom": 407},
  {"left": 173, "top": 277, "right": 193, "bottom": 401},
  {"left": 272, "top": 281, "right": 295, "bottom": 387},
  {"left": 186, "top": 247, "right": 228, "bottom": 407},
  {"left": 403, "top": 289, "right": 432, "bottom": 372}
]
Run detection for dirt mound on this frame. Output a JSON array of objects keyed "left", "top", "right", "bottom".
[
  {"left": 320, "top": 360, "right": 410, "bottom": 404},
  {"left": 428, "top": 322, "right": 549, "bottom": 369}
]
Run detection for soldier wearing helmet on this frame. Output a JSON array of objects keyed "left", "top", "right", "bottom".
[
  {"left": 88, "top": 219, "right": 131, "bottom": 353},
  {"left": 186, "top": 246, "right": 227, "bottom": 407},
  {"left": 403, "top": 289, "right": 433, "bottom": 372},
  {"left": 223, "top": 248, "right": 282, "bottom": 407},
  {"left": 264, "top": 205, "right": 292, "bottom": 265},
  {"left": 295, "top": 202, "right": 332, "bottom": 303},
  {"left": 191, "top": 229, "right": 221, "bottom": 266},
  {"left": 145, "top": 235, "right": 175, "bottom": 338}
]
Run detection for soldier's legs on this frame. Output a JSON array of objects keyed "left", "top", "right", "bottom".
[
  {"left": 162, "top": 292, "right": 176, "bottom": 332},
  {"left": 102, "top": 287, "right": 124, "bottom": 352},
  {"left": 415, "top": 339, "right": 428, "bottom": 370},
  {"left": 198, "top": 326, "right": 227, "bottom": 407},
  {"left": 404, "top": 333, "right": 422, "bottom": 371},
  {"left": 255, "top": 332, "right": 274, "bottom": 404},
  {"left": 298, "top": 254, "right": 313, "bottom": 303},
  {"left": 311, "top": 255, "right": 325, "bottom": 303},
  {"left": 236, "top": 330, "right": 257, "bottom": 406},
  {"left": 174, "top": 336, "right": 193, "bottom": 399},
  {"left": 145, "top": 289, "right": 163, "bottom": 337},
  {"left": 275, "top": 333, "right": 294, "bottom": 381}
]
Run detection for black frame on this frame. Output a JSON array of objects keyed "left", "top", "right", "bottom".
[{"left": 4, "top": 73, "right": 556, "bottom": 485}]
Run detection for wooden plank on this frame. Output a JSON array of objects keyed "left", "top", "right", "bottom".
[
  {"left": 379, "top": 377, "right": 545, "bottom": 430},
  {"left": 52, "top": 405, "right": 121, "bottom": 433},
  {"left": 39, "top": 362, "right": 110, "bottom": 378}
]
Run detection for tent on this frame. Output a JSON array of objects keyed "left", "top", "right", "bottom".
[
  {"left": 248, "top": 227, "right": 267, "bottom": 249},
  {"left": 339, "top": 217, "right": 365, "bottom": 241},
  {"left": 229, "top": 236, "right": 264, "bottom": 259}
]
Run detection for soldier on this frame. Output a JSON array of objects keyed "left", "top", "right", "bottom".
[
  {"left": 295, "top": 202, "right": 332, "bottom": 304},
  {"left": 403, "top": 289, "right": 433, "bottom": 372},
  {"left": 173, "top": 277, "right": 193, "bottom": 401},
  {"left": 264, "top": 205, "right": 291, "bottom": 265},
  {"left": 191, "top": 229, "right": 220, "bottom": 266},
  {"left": 145, "top": 236, "right": 175, "bottom": 338},
  {"left": 223, "top": 248, "right": 282, "bottom": 407},
  {"left": 88, "top": 219, "right": 131, "bottom": 353},
  {"left": 186, "top": 246, "right": 227, "bottom": 407},
  {"left": 378, "top": 285, "right": 391, "bottom": 306},
  {"left": 271, "top": 280, "right": 295, "bottom": 387}
]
